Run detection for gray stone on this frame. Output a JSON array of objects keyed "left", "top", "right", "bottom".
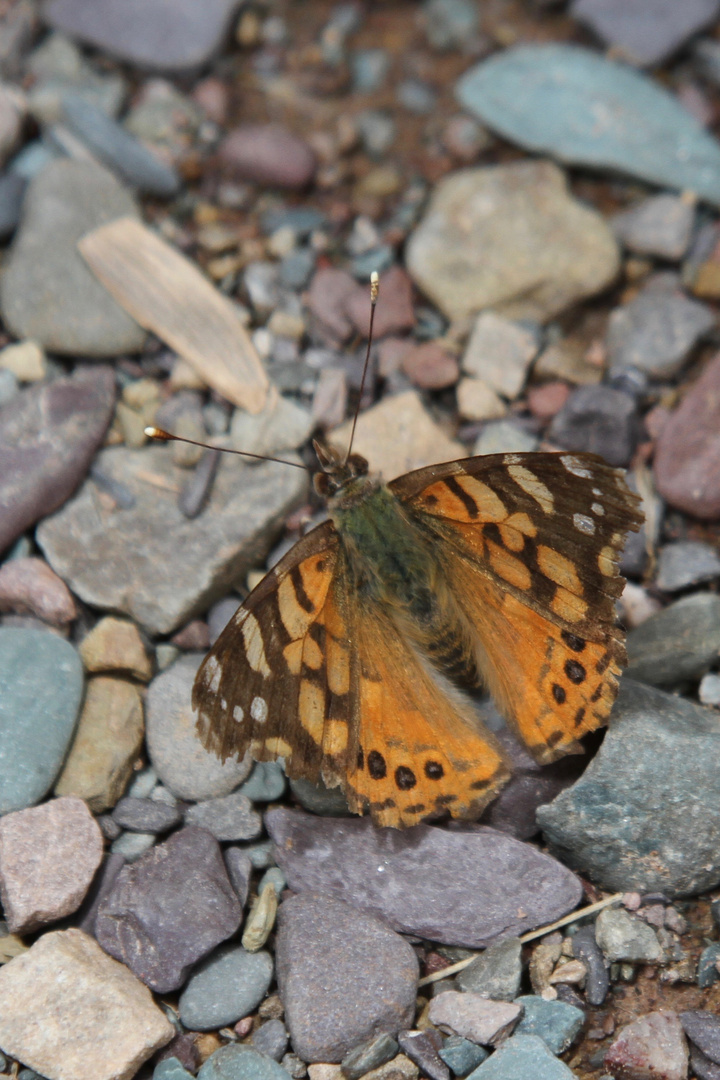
[
  {"left": 45, "top": 0, "right": 244, "bottom": 73},
  {"left": 513, "top": 996, "right": 584, "bottom": 1055},
  {"left": 252, "top": 1019, "right": 289, "bottom": 1061},
  {"left": 75, "top": 852, "right": 126, "bottom": 937},
  {"left": 245, "top": 840, "right": 276, "bottom": 869},
  {"left": 96, "top": 826, "right": 242, "bottom": 993},
  {"left": 0, "top": 366, "right": 115, "bottom": 554},
  {"left": 472, "top": 421, "right": 539, "bottom": 457},
  {"left": 198, "top": 1045, "right": 291, "bottom": 1080},
  {"left": 238, "top": 762, "right": 286, "bottom": 803},
  {"left": 438, "top": 1036, "right": 488, "bottom": 1076},
  {"left": 455, "top": 939, "right": 522, "bottom": 1001},
  {"left": 538, "top": 679, "right": 720, "bottom": 896},
  {"left": 341, "top": 1034, "right": 400, "bottom": 1080},
  {"left": 275, "top": 892, "right": 418, "bottom": 1062},
  {"left": 26, "top": 32, "right": 126, "bottom": 125},
  {"left": 37, "top": 445, "right": 306, "bottom": 635},
  {"left": 681, "top": 1009, "right": 720, "bottom": 1064},
  {"left": 178, "top": 944, "right": 273, "bottom": 1031},
  {"left": 112, "top": 797, "right": 182, "bottom": 834},
  {"left": 598, "top": 908, "right": 663, "bottom": 961},
  {"left": 224, "top": 848, "right": 252, "bottom": 908},
  {"left": 465, "top": 1034, "right": 576, "bottom": 1079},
  {"left": 626, "top": 593, "right": 720, "bottom": 686},
  {"left": 0, "top": 160, "right": 145, "bottom": 356},
  {"left": 571, "top": 926, "right": 609, "bottom": 1006},
  {"left": 185, "top": 790, "right": 262, "bottom": 842},
  {"left": 607, "top": 289, "right": 714, "bottom": 379},
  {"left": 111, "top": 831, "right": 156, "bottom": 862},
  {"left": 0, "top": 170, "right": 25, "bottom": 240},
  {"left": 154, "top": 1059, "right": 194, "bottom": 1080},
  {"left": 0, "top": 796, "right": 103, "bottom": 933},
  {"left": 266, "top": 809, "right": 583, "bottom": 948},
  {"left": 690, "top": 1045, "right": 720, "bottom": 1080},
  {"left": 700, "top": 674, "right": 720, "bottom": 707},
  {"left": 605, "top": 1010, "right": 688, "bottom": 1080},
  {"left": 405, "top": 160, "right": 619, "bottom": 324},
  {"left": 397, "top": 1030, "right": 448, "bottom": 1080},
  {"left": 611, "top": 194, "right": 695, "bottom": 260},
  {"left": 259, "top": 867, "right": 286, "bottom": 898},
  {"left": 456, "top": 44, "right": 720, "bottom": 206},
  {"left": 288, "top": 776, "right": 352, "bottom": 817},
  {"left": 698, "top": 944, "right": 720, "bottom": 989},
  {"left": 547, "top": 385, "right": 637, "bottom": 467},
  {"left": 571, "top": 0, "right": 720, "bottom": 67},
  {"left": 0, "top": 928, "right": 174, "bottom": 1080},
  {"left": 145, "top": 655, "right": 252, "bottom": 802},
  {"left": 429, "top": 993, "right": 521, "bottom": 1047},
  {"left": 423, "top": 0, "right": 479, "bottom": 50},
  {"left": 0, "top": 628, "right": 83, "bottom": 815},
  {"left": 60, "top": 93, "right": 180, "bottom": 197},
  {"left": 655, "top": 541, "right": 720, "bottom": 592},
  {"left": 462, "top": 313, "right": 538, "bottom": 400}
]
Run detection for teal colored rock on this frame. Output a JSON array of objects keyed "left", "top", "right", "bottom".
[
  {"left": 198, "top": 1045, "right": 290, "bottom": 1080},
  {"left": 439, "top": 1036, "right": 488, "bottom": 1076},
  {"left": 0, "top": 628, "right": 83, "bottom": 815},
  {"left": 154, "top": 1059, "right": 194, "bottom": 1080},
  {"left": 457, "top": 44, "right": 720, "bottom": 206},
  {"left": 466, "top": 1034, "right": 576, "bottom": 1079},
  {"left": 179, "top": 945, "right": 273, "bottom": 1031},
  {"left": 513, "top": 996, "right": 584, "bottom": 1055}
]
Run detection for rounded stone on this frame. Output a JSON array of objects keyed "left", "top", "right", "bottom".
[
  {"left": 179, "top": 945, "right": 274, "bottom": 1031},
  {"left": 219, "top": 125, "right": 316, "bottom": 189}
]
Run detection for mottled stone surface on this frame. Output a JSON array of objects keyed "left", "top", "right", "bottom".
[
  {"left": 266, "top": 809, "right": 582, "bottom": 947},
  {"left": 406, "top": 161, "right": 618, "bottom": 323},
  {"left": 276, "top": 892, "right": 418, "bottom": 1062},
  {"left": 0, "top": 557, "right": 76, "bottom": 625},
  {"left": 428, "top": 993, "right": 522, "bottom": 1046},
  {"left": 0, "top": 796, "right": 103, "bottom": 933},
  {"left": 0, "top": 929, "right": 173, "bottom": 1080},
  {"left": 179, "top": 945, "right": 274, "bottom": 1031},
  {"left": 572, "top": 0, "right": 720, "bottom": 67},
  {"left": 79, "top": 616, "right": 152, "bottom": 681},
  {"left": 626, "top": 593, "right": 720, "bottom": 687},
  {"left": 38, "top": 445, "right": 306, "bottom": 635},
  {"left": 96, "top": 827, "right": 242, "bottom": 993},
  {"left": 0, "top": 366, "right": 115, "bottom": 553},
  {"left": 605, "top": 1010, "right": 688, "bottom": 1080}
]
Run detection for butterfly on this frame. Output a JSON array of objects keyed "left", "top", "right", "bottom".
[{"left": 192, "top": 439, "right": 642, "bottom": 829}]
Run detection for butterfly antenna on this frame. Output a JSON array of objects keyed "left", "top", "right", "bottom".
[
  {"left": 144, "top": 427, "right": 307, "bottom": 470},
  {"left": 344, "top": 270, "right": 378, "bottom": 466}
]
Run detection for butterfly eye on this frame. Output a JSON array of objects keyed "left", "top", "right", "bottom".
[
  {"left": 347, "top": 453, "right": 369, "bottom": 477},
  {"left": 314, "top": 472, "right": 336, "bottom": 497}
]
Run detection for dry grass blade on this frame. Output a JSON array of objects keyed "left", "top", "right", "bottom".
[{"left": 79, "top": 216, "right": 270, "bottom": 414}]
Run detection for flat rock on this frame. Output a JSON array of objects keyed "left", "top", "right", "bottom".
[
  {"left": 456, "top": 378, "right": 506, "bottom": 422},
  {"left": 680, "top": 1010, "right": 720, "bottom": 1066},
  {"left": 95, "top": 826, "right": 242, "bottom": 993},
  {"left": 537, "top": 679, "right": 720, "bottom": 896},
  {"left": 456, "top": 44, "right": 720, "bottom": 206},
  {"left": 595, "top": 907, "right": 663, "bottom": 963},
  {"left": 55, "top": 676, "right": 144, "bottom": 812},
  {"left": 178, "top": 944, "right": 273, "bottom": 1031},
  {"left": 184, "top": 790, "right": 262, "bottom": 842},
  {"left": 439, "top": 1036, "right": 488, "bottom": 1076},
  {"left": 465, "top": 1034, "right": 576, "bottom": 1079},
  {"left": 472, "top": 420, "right": 539, "bottom": 456},
  {"left": 513, "top": 996, "right": 584, "bottom": 1055},
  {"left": 198, "top": 1045, "right": 291, "bottom": 1080},
  {"left": 0, "top": 928, "right": 173, "bottom": 1080},
  {"left": 626, "top": 593, "right": 720, "bottom": 686},
  {"left": 0, "top": 556, "right": 76, "bottom": 625},
  {"left": 0, "top": 628, "right": 83, "bottom": 815},
  {"left": 44, "top": 0, "right": 243, "bottom": 72},
  {"left": 252, "top": 1018, "right": 289, "bottom": 1061},
  {"left": 112, "top": 797, "right": 182, "bottom": 833},
  {"left": 605, "top": 1010, "right": 688, "bottom": 1080},
  {"left": 79, "top": 616, "right": 152, "bottom": 681},
  {"left": 397, "top": 1030, "right": 447, "bottom": 1080},
  {"left": 341, "top": 1034, "right": 400, "bottom": 1080},
  {"left": 571, "top": 0, "right": 720, "bottom": 67},
  {"left": 611, "top": 194, "right": 695, "bottom": 260},
  {"left": 462, "top": 312, "right": 538, "bottom": 400},
  {"left": 455, "top": 938, "right": 522, "bottom": 1000},
  {"left": 37, "top": 444, "right": 306, "bottom": 635},
  {"left": 428, "top": 993, "right": 521, "bottom": 1046},
  {"left": 275, "top": 892, "right": 418, "bottom": 1062},
  {"left": 266, "top": 809, "right": 582, "bottom": 947},
  {"left": 406, "top": 160, "right": 619, "bottom": 323},
  {"left": 146, "top": 654, "right": 252, "bottom": 802},
  {"left": 655, "top": 541, "right": 720, "bottom": 592},
  {"left": 0, "top": 796, "right": 103, "bottom": 933},
  {"left": 654, "top": 351, "right": 720, "bottom": 520},
  {"left": 0, "top": 160, "right": 145, "bottom": 356},
  {"left": 547, "top": 385, "right": 637, "bottom": 467},
  {"left": 0, "top": 366, "right": 115, "bottom": 553},
  {"left": 401, "top": 342, "right": 459, "bottom": 391},
  {"left": 607, "top": 288, "right": 714, "bottom": 378}
]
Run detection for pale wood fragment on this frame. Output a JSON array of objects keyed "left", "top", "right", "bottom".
[{"left": 79, "top": 216, "right": 269, "bottom": 413}]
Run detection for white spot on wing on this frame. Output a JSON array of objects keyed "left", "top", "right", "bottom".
[
  {"left": 591, "top": 502, "right": 605, "bottom": 516},
  {"left": 233, "top": 705, "right": 244, "bottom": 723},
  {"left": 251, "top": 696, "right": 268, "bottom": 723},
  {"left": 573, "top": 513, "right": 595, "bottom": 535},
  {"left": 204, "top": 655, "right": 222, "bottom": 694},
  {"left": 503, "top": 453, "right": 522, "bottom": 465},
  {"left": 561, "top": 455, "right": 592, "bottom": 479}
]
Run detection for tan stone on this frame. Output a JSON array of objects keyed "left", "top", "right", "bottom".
[
  {"left": 363, "top": 1056, "right": 419, "bottom": 1080},
  {"left": 0, "top": 797, "right": 103, "bottom": 933},
  {"left": 0, "top": 929, "right": 173, "bottom": 1080},
  {"left": 456, "top": 377, "right": 507, "bottom": 421},
  {"left": 79, "top": 617, "right": 152, "bottom": 681},
  {"left": 330, "top": 390, "right": 464, "bottom": 481},
  {"left": 0, "top": 340, "right": 46, "bottom": 382},
  {"left": 55, "top": 677, "right": 144, "bottom": 812}
]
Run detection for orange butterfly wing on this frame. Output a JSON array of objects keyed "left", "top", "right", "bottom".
[{"left": 391, "top": 451, "right": 643, "bottom": 764}]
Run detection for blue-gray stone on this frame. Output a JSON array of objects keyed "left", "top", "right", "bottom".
[
  {"left": 538, "top": 679, "right": 720, "bottom": 896},
  {"left": 238, "top": 762, "right": 286, "bottom": 803},
  {"left": 626, "top": 593, "right": 720, "bottom": 687},
  {"left": 466, "top": 1034, "right": 576, "bottom": 1079},
  {"left": 224, "top": 847, "right": 252, "bottom": 908},
  {"left": 0, "top": 171, "right": 26, "bottom": 240},
  {"left": 259, "top": 867, "right": 286, "bottom": 897},
  {"left": 341, "top": 1033, "right": 400, "bottom": 1079},
  {"left": 154, "top": 1059, "right": 194, "bottom": 1080},
  {"left": 439, "top": 1036, "right": 488, "bottom": 1076},
  {"left": 198, "top": 1045, "right": 291, "bottom": 1080},
  {"left": 179, "top": 944, "right": 273, "bottom": 1031},
  {"left": 251, "top": 1019, "right": 289, "bottom": 1062},
  {"left": 571, "top": 0, "right": 720, "bottom": 68},
  {"left": 351, "top": 48, "right": 390, "bottom": 93},
  {"left": 0, "top": 628, "right": 83, "bottom": 815},
  {"left": 655, "top": 540, "right": 720, "bottom": 592},
  {"left": 260, "top": 207, "right": 327, "bottom": 237},
  {"left": 110, "top": 831, "right": 156, "bottom": 861},
  {"left": 351, "top": 246, "right": 394, "bottom": 281},
  {"left": 698, "top": 943, "right": 720, "bottom": 988},
  {"left": 184, "top": 790, "right": 262, "bottom": 842},
  {"left": 279, "top": 248, "right": 315, "bottom": 290},
  {"left": 457, "top": 44, "right": 720, "bottom": 206},
  {"left": 455, "top": 938, "right": 522, "bottom": 1000},
  {"left": 288, "top": 777, "right": 351, "bottom": 817},
  {"left": 606, "top": 289, "right": 715, "bottom": 379},
  {"left": 244, "top": 840, "right": 276, "bottom": 869},
  {"left": 0, "top": 368, "right": 18, "bottom": 408},
  {"left": 571, "top": 926, "right": 608, "bottom": 1006},
  {"left": 423, "top": 0, "right": 479, "bottom": 50},
  {"left": 513, "top": 996, "right": 584, "bottom": 1055}
]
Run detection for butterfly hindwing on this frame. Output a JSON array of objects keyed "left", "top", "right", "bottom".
[{"left": 391, "top": 451, "right": 643, "bottom": 764}]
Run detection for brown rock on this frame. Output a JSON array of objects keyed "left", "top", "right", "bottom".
[
  {"left": 0, "top": 928, "right": 173, "bottom": 1080},
  {"left": 171, "top": 619, "right": 211, "bottom": 651},
  {"left": 0, "top": 557, "right": 77, "bottom": 625},
  {"left": 346, "top": 266, "right": 416, "bottom": 339},
  {"left": 218, "top": 124, "right": 316, "bottom": 189},
  {"left": 527, "top": 381, "right": 571, "bottom": 421},
  {"left": 428, "top": 992, "right": 522, "bottom": 1046},
  {"left": 55, "top": 677, "right": 144, "bottom": 812},
  {"left": 604, "top": 1009, "right": 688, "bottom": 1080},
  {"left": 401, "top": 341, "right": 459, "bottom": 390},
  {"left": 79, "top": 616, "right": 152, "bottom": 681},
  {"left": 654, "top": 352, "right": 720, "bottom": 520},
  {"left": 0, "top": 796, "right": 103, "bottom": 933},
  {"left": 307, "top": 267, "right": 360, "bottom": 344}
]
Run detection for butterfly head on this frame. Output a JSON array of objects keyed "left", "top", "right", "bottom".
[{"left": 312, "top": 440, "right": 373, "bottom": 504}]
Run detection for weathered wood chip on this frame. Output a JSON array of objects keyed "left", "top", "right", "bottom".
[{"left": 79, "top": 216, "right": 269, "bottom": 414}]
